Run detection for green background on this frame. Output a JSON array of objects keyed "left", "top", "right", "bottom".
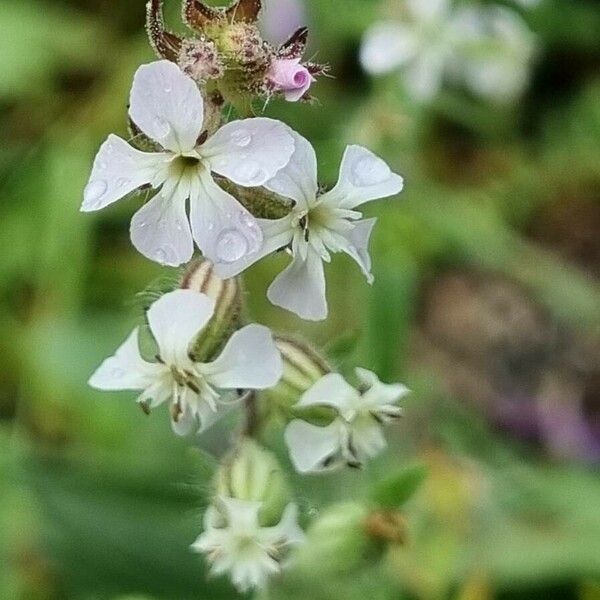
[{"left": 1, "top": 0, "right": 599, "bottom": 598}]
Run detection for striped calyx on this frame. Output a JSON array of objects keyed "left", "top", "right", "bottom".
[
  {"left": 181, "top": 259, "right": 243, "bottom": 362},
  {"left": 215, "top": 439, "right": 290, "bottom": 527},
  {"left": 273, "top": 336, "right": 331, "bottom": 405}
]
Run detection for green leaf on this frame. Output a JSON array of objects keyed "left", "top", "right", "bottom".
[{"left": 371, "top": 465, "right": 428, "bottom": 509}]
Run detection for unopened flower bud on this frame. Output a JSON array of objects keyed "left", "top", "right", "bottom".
[
  {"left": 267, "top": 57, "right": 314, "bottom": 101},
  {"left": 293, "top": 503, "right": 376, "bottom": 575},
  {"left": 180, "top": 259, "right": 243, "bottom": 362},
  {"left": 215, "top": 439, "right": 291, "bottom": 526},
  {"left": 178, "top": 38, "right": 224, "bottom": 82}
]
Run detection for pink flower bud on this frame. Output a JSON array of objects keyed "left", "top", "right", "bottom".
[{"left": 267, "top": 58, "right": 314, "bottom": 102}]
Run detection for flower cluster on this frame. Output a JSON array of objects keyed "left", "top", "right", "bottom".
[
  {"left": 84, "top": 0, "right": 409, "bottom": 593},
  {"left": 360, "top": 0, "right": 538, "bottom": 103}
]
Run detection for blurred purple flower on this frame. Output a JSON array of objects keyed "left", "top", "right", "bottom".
[{"left": 262, "top": 0, "right": 307, "bottom": 45}]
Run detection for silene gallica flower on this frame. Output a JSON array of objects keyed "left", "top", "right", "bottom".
[
  {"left": 89, "top": 289, "right": 283, "bottom": 435},
  {"left": 360, "top": 0, "right": 537, "bottom": 103},
  {"left": 285, "top": 368, "right": 410, "bottom": 473},
  {"left": 214, "top": 131, "right": 404, "bottom": 320},
  {"left": 192, "top": 497, "right": 304, "bottom": 592},
  {"left": 81, "top": 60, "right": 295, "bottom": 267}
]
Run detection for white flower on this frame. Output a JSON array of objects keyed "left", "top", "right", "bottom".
[
  {"left": 284, "top": 368, "right": 409, "bottom": 473},
  {"left": 88, "top": 289, "right": 283, "bottom": 435},
  {"left": 360, "top": 0, "right": 536, "bottom": 103},
  {"left": 214, "top": 131, "right": 403, "bottom": 320},
  {"left": 81, "top": 60, "right": 295, "bottom": 267},
  {"left": 192, "top": 497, "right": 305, "bottom": 593}
]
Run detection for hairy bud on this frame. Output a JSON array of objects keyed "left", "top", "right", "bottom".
[
  {"left": 180, "top": 259, "right": 243, "bottom": 362},
  {"left": 179, "top": 38, "right": 224, "bottom": 82},
  {"left": 215, "top": 439, "right": 290, "bottom": 526}
]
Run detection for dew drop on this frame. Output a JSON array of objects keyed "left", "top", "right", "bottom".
[
  {"left": 233, "top": 161, "right": 265, "bottom": 185},
  {"left": 116, "top": 177, "right": 130, "bottom": 188},
  {"left": 84, "top": 180, "right": 108, "bottom": 207},
  {"left": 216, "top": 229, "right": 249, "bottom": 263},
  {"left": 230, "top": 129, "right": 252, "bottom": 147},
  {"left": 164, "top": 86, "right": 172, "bottom": 93},
  {"left": 155, "top": 248, "right": 168, "bottom": 264},
  {"left": 207, "top": 222, "right": 215, "bottom": 231},
  {"left": 153, "top": 117, "right": 171, "bottom": 139},
  {"left": 350, "top": 156, "right": 391, "bottom": 187},
  {"left": 238, "top": 211, "right": 261, "bottom": 249}
]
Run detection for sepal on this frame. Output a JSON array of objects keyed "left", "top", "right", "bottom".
[
  {"left": 146, "top": 0, "right": 183, "bottom": 62},
  {"left": 180, "top": 259, "right": 243, "bottom": 362},
  {"left": 214, "top": 439, "right": 291, "bottom": 526}
]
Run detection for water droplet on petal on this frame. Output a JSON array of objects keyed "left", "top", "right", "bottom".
[
  {"left": 216, "top": 229, "right": 249, "bottom": 263},
  {"left": 230, "top": 129, "right": 252, "bottom": 147},
  {"left": 350, "top": 156, "right": 391, "bottom": 187},
  {"left": 233, "top": 161, "right": 265, "bottom": 185},
  {"left": 155, "top": 248, "right": 168, "bottom": 264},
  {"left": 84, "top": 180, "right": 108, "bottom": 207},
  {"left": 207, "top": 222, "right": 215, "bottom": 231},
  {"left": 153, "top": 117, "right": 171, "bottom": 139},
  {"left": 238, "top": 211, "right": 261, "bottom": 250},
  {"left": 164, "top": 86, "right": 172, "bottom": 93},
  {"left": 111, "top": 367, "right": 125, "bottom": 379},
  {"left": 116, "top": 177, "right": 130, "bottom": 188}
]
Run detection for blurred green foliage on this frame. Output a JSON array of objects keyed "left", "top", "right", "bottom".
[{"left": 1, "top": 0, "right": 599, "bottom": 599}]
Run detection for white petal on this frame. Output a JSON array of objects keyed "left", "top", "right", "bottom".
[
  {"left": 356, "top": 368, "right": 410, "bottom": 408},
  {"left": 171, "top": 401, "right": 197, "bottom": 437},
  {"left": 296, "top": 373, "right": 359, "bottom": 414},
  {"left": 263, "top": 130, "right": 318, "bottom": 208},
  {"left": 220, "top": 497, "right": 263, "bottom": 532},
  {"left": 189, "top": 171, "right": 264, "bottom": 266},
  {"left": 350, "top": 416, "right": 387, "bottom": 461},
  {"left": 404, "top": 49, "right": 446, "bottom": 101},
  {"left": 406, "top": 0, "right": 450, "bottom": 22},
  {"left": 267, "top": 250, "right": 327, "bottom": 321},
  {"left": 324, "top": 145, "right": 404, "bottom": 210},
  {"left": 129, "top": 60, "right": 204, "bottom": 153},
  {"left": 261, "top": 503, "right": 305, "bottom": 548},
  {"left": 130, "top": 179, "right": 194, "bottom": 267},
  {"left": 81, "top": 135, "right": 170, "bottom": 212},
  {"left": 341, "top": 218, "right": 376, "bottom": 284},
  {"left": 147, "top": 289, "right": 215, "bottom": 366},
  {"left": 171, "top": 389, "right": 232, "bottom": 436},
  {"left": 212, "top": 215, "right": 294, "bottom": 279},
  {"left": 202, "top": 118, "right": 295, "bottom": 187},
  {"left": 202, "top": 325, "right": 283, "bottom": 390},
  {"left": 360, "top": 22, "right": 418, "bottom": 75},
  {"left": 88, "top": 328, "right": 163, "bottom": 391},
  {"left": 284, "top": 420, "right": 344, "bottom": 473}
]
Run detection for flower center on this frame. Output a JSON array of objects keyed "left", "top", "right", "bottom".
[{"left": 170, "top": 154, "right": 204, "bottom": 179}]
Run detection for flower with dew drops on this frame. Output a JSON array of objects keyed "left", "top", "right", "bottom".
[
  {"left": 284, "top": 368, "right": 410, "bottom": 473},
  {"left": 213, "top": 130, "right": 404, "bottom": 321},
  {"left": 81, "top": 60, "right": 295, "bottom": 267},
  {"left": 88, "top": 289, "right": 283, "bottom": 435},
  {"left": 192, "top": 497, "right": 305, "bottom": 592},
  {"left": 360, "top": 0, "right": 536, "bottom": 103}
]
